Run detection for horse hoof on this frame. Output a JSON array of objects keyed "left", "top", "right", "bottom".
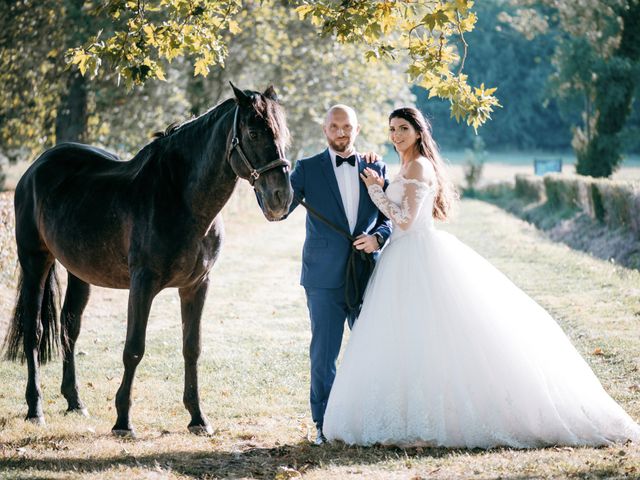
[
  {"left": 112, "top": 428, "right": 137, "bottom": 439},
  {"left": 188, "top": 424, "right": 213, "bottom": 436},
  {"left": 26, "top": 416, "right": 46, "bottom": 426},
  {"left": 66, "top": 407, "right": 90, "bottom": 417}
]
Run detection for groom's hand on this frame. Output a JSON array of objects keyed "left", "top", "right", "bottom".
[
  {"left": 360, "top": 151, "right": 381, "bottom": 164},
  {"left": 353, "top": 234, "right": 379, "bottom": 253}
]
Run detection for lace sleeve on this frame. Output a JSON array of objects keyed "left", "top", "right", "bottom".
[{"left": 367, "top": 177, "right": 432, "bottom": 230}]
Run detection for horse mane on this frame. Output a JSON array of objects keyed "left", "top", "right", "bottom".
[
  {"left": 249, "top": 93, "right": 291, "bottom": 148},
  {"left": 152, "top": 122, "right": 181, "bottom": 139},
  {"left": 149, "top": 90, "right": 290, "bottom": 147}
]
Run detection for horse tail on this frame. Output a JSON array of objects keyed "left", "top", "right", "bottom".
[
  {"left": 39, "top": 264, "right": 61, "bottom": 364},
  {"left": 3, "top": 264, "right": 61, "bottom": 364}
]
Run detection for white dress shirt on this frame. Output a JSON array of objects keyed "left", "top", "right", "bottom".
[{"left": 329, "top": 148, "right": 360, "bottom": 234}]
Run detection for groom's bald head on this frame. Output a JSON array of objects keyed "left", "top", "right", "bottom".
[
  {"left": 324, "top": 105, "right": 358, "bottom": 126},
  {"left": 323, "top": 105, "right": 360, "bottom": 154}
]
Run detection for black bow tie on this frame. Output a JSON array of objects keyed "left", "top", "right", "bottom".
[{"left": 336, "top": 154, "right": 356, "bottom": 167}]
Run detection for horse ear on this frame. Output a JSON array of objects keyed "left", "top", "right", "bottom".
[
  {"left": 263, "top": 85, "right": 278, "bottom": 102},
  {"left": 230, "top": 81, "right": 251, "bottom": 106}
]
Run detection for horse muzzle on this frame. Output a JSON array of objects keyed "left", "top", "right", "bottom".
[{"left": 258, "top": 184, "right": 293, "bottom": 221}]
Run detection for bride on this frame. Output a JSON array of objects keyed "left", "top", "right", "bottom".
[{"left": 322, "top": 107, "right": 640, "bottom": 448}]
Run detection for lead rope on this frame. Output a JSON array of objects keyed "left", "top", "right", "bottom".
[{"left": 294, "top": 194, "right": 375, "bottom": 314}]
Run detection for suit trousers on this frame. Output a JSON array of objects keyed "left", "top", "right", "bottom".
[{"left": 305, "top": 286, "right": 355, "bottom": 429}]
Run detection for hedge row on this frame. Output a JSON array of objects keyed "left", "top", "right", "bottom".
[{"left": 514, "top": 173, "right": 640, "bottom": 234}]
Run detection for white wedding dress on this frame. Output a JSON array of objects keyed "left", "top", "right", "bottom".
[{"left": 322, "top": 165, "right": 640, "bottom": 448}]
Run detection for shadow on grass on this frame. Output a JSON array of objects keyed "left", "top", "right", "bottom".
[{"left": 0, "top": 436, "right": 619, "bottom": 479}]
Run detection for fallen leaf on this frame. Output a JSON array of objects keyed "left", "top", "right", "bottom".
[
  {"left": 592, "top": 348, "right": 604, "bottom": 356},
  {"left": 275, "top": 466, "right": 302, "bottom": 479}
]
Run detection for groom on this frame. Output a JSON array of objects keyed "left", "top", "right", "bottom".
[{"left": 287, "top": 105, "right": 392, "bottom": 444}]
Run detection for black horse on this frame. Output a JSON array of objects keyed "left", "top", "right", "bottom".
[{"left": 2, "top": 83, "right": 292, "bottom": 436}]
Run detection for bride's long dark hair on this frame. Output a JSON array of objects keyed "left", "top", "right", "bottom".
[{"left": 389, "top": 107, "right": 457, "bottom": 221}]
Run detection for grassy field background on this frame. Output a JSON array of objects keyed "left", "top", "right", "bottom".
[
  {"left": 4, "top": 151, "right": 640, "bottom": 192},
  {"left": 1, "top": 166, "right": 640, "bottom": 478}
]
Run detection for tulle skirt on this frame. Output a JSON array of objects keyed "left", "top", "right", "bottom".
[{"left": 323, "top": 229, "right": 640, "bottom": 448}]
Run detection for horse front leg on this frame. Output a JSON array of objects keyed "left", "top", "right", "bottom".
[
  {"left": 179, "top": 277, "right": 213, "bottom": 435},
  {"left": 60, "top": 272, "right": 91, "bottom": 416},
  {"left": 112, "top": 269, "right": 160, "bottom": 437}
]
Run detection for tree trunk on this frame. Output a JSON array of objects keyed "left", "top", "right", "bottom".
[{"left": 55, "top": 70, "right": 88, "bottom": 144}]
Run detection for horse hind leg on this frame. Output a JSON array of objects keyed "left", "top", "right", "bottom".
[
  {"left": 3, "top": 253, "right": 59, "bottom": 425},
  {"left": 60, "top": 271, "right": 91, "bottom": 416}
]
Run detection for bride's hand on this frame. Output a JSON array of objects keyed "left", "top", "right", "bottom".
[{"left": 360, "top": 168, "right": 384, "bottom": 188}]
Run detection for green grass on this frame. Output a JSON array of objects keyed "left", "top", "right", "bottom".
[{"left": 1, "top": 184, "right": 640, "bottom": 479}]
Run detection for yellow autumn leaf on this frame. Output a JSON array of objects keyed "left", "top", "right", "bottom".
[
  {"left": 194, "top": 58, "right": 209, "bottom": 77},
  {"left": 155, "top": 67, "right": 166, "bottom": 81},
  {"left": 70, "top": 50, "right": 91, "bottom": 76},
  {"left": 228, "top": 20, "right": 241, "bottom": 34},
  {"left": 143, "top": 25, "right": 155, "bottom": 44},
  {"left": 295, "top": 5, "right": 314, "bottom": 20}
]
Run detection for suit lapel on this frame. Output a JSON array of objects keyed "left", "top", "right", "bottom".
[
  {"left": 354, "top": 156, "right": 370, "bottom": 232},
  {"left": 320, "top": 149, "right": 349, "bottom": 225}
]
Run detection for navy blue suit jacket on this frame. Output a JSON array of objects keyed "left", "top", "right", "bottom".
[{"left": 289, "top": 149, "right": 392, "bottom": 289}]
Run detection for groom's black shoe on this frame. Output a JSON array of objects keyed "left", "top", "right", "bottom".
[{"left": 314, "top": 426, "right": 327, "bottom": 445}]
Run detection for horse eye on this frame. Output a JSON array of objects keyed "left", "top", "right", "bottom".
[{"left": 248, "top": 130, "right": 258, "bottom": 140}]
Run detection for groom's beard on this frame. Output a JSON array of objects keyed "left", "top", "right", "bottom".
[{"left": 328, "top": 138, "right": 355, "bottom": 154}]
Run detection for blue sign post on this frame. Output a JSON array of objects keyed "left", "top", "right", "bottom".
[{"left": 534, "top": 158, "right": 562, "bottom": 176}]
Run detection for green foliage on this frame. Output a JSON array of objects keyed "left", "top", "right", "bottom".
[
  {"left": 295, "top": 0, "right": 500, "bottom": 130},
  {"left": 542, "top": 174, "right": 580, "bottom": 210},
  {"left": 514, "top": 174, "right": 545, "bottom": 201},
  {"left": 135, "top": 0, "right": 415, "bottom": 159},
  {"left": 590, "top": 183, "right": 606, "bottom": 222},
  {"left": 508, "top": 0, "right": 640, "bottom": 177},
  {"left": 535, "top": 173, "right": 640, "bottom": 234},
  {"left": 66, "top": 0, "right": 499, "bottom": 129},
  {"left": 575, "top": 53, "right": 639, "bottom": 177},
  {"left": 415, "top": 0, "right": 577, "bottom": 153},
  {"left": 229, "top": 2, "right": 414, "bottom": 157},
  {"left": 67, "top": 0, "right": 244, "bottom": 87},
  {"left": 0, "top": 0, "right": 66, "bottom": 159},
  {"left": 597, "top": 182, "right": 635, "bottom": 228},
  {"left": 0, "top": 1, "right": 195, "bottom": 164},
  {"left": 0, "top": 0, "right": 415, "bottom": 166}
]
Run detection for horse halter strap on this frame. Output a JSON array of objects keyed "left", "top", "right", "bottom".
[{"left": 228, "top": 105, "right": 291, "bottom": 186}]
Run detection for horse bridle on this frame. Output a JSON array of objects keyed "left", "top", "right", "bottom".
[{"left": 228, "top": 105, "right": 291, "bottom": 186}]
